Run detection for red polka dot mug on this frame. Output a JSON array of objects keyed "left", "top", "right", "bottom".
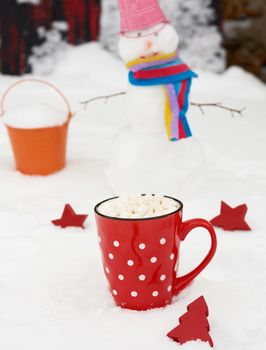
[{"left": 94, "top": 196, "right": 217, "bottom": 311}]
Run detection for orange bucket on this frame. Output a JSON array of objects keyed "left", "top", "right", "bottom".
[{"left": 0, "top": 79, "right": 73, "bottom": 176}]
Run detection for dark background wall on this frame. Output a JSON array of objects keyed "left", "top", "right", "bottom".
[
  {"left": 0, "top": 0, "right": 266, "bottom": 82},
  {"left": 0, "top": 0, "right": 101, "bottom": 75},
  {"left": 222, "top": 0, "right": 266, "bottom": 82}
]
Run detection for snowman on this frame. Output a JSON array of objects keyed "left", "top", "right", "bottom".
[{"left": 107, "top": 0, "right": 205, "bottom": 196}]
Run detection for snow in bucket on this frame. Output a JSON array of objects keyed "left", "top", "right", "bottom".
[
  {"left": 2, "top": 103, "right": 68, "bottom": 129},
  {"left": 0, "top": 79, "right": 73, "bottom": 175}
]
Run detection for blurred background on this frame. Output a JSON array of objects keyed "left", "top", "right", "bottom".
[{"left": 0, "top": 0, "right": 265, "bottom": 81}]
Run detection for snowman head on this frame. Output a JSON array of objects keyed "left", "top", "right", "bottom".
[{"left": 118, "top": 23, "right": 179, "bottom": 64}]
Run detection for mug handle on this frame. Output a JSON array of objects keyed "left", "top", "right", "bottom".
[{"left": 173, "top": 219, "right": 217, "bottom": 296}]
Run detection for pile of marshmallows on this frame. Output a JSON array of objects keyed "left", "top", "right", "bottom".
[{"left": 99, "top": 194, "right": 180, "bottom": 219}]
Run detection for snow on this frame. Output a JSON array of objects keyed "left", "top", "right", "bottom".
[
  {"left": 3, "top": 104, "right": 68, "bottom": 129},
  {"left": 167, "top": 0, "right": 225, "bottom": 73},
  {"left": 107, "top": 132, "right": 206, "bottom": 196},
  {"left": 29, "top": 22, "right": 68, "bottom": 75},
  {"left": 17, "top": 0, "right": 40, "bottom": 4},
  {"left": 0, "top": 43, "right": 266, "bottom": 349}
]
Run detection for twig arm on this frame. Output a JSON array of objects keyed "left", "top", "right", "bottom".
[
  {"left": 80, "top": 92, "right": 245, "bottom": 117},
  {"left": 80, "top": 92, "right": 126, "bottom": 109},
  {"left": 191, "top": 102, "right": 246, "bottom": 117}
]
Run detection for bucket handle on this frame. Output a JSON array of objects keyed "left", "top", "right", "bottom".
[{"left": 0, "top": 79, "right": 74, "bottom": 119}]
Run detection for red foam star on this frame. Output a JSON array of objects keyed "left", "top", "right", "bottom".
[
  {"left": 210, "top": 201, "right": 251, "bottom": 231},
  {"left": 52, "top": 204, "right": 88, "bottom": 229},
  {"left": 167, "top": 296, "right": 214, "bottom": 347}
]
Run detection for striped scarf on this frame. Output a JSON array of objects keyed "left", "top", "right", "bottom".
[{"left": 127, "top": 52, "right": 197, "bottom": 141}]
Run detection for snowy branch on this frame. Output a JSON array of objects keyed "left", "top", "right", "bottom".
[{"left": 80, "top": 93, "right": 245, "bottom": 117}]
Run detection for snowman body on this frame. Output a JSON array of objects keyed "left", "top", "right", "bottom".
[
  {"left": 126, "top": 84, "right": 165, "bottom": 133},
  {"left": 107, "top": 23, "right": 205, "bottom": 196}
]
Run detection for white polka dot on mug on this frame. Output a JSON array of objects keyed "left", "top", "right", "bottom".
[
  {"left": 139, "top": 243, "right": 146, "bottom": 250},
  {"left": 118, "top": 274, "right": 124, "bottom": 281},
  {"left": 160, "top": 274, "right": 166, "bottom": 281},
  {"left": 160, "top": 238, "right": 166, "bottom": 245},
  {"left": 127, "top": 259, "right": 134, "bottom": 266},
  {"left": 113, "top": 240, "right": 120, "bottom": 247},
  {"left": 139, "top": 274, "right": 146, "bottom": 281}
]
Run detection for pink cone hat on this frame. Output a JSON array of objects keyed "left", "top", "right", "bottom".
[{"left": 118, "top": 0, "right": 170, "bottom": 33}]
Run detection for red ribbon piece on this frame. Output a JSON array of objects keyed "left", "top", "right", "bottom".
[
  {"left": 167, "top": 296, "right": 214, "bottom": 347},
  {"left": 52, "top": 204, "right": 88, "bottom": 229},
  {"left": 211, "top": 201, "right": 251, "bottom": 231}
]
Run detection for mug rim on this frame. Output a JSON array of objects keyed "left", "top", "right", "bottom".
[{"left": 94, "top": 195, "right": 183, "bottom": 221}]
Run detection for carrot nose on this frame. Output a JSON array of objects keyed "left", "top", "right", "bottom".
[{"left": 145, "top": 41, "right": 153, "bottom": 50}]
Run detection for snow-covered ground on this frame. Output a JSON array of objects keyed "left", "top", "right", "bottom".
[{"left": 0, "top": 43, "right": 266, "bottom": 349}]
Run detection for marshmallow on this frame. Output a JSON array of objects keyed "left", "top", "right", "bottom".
[{"left": 98, "top": 194, "right": 180, "bottom": 219}]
